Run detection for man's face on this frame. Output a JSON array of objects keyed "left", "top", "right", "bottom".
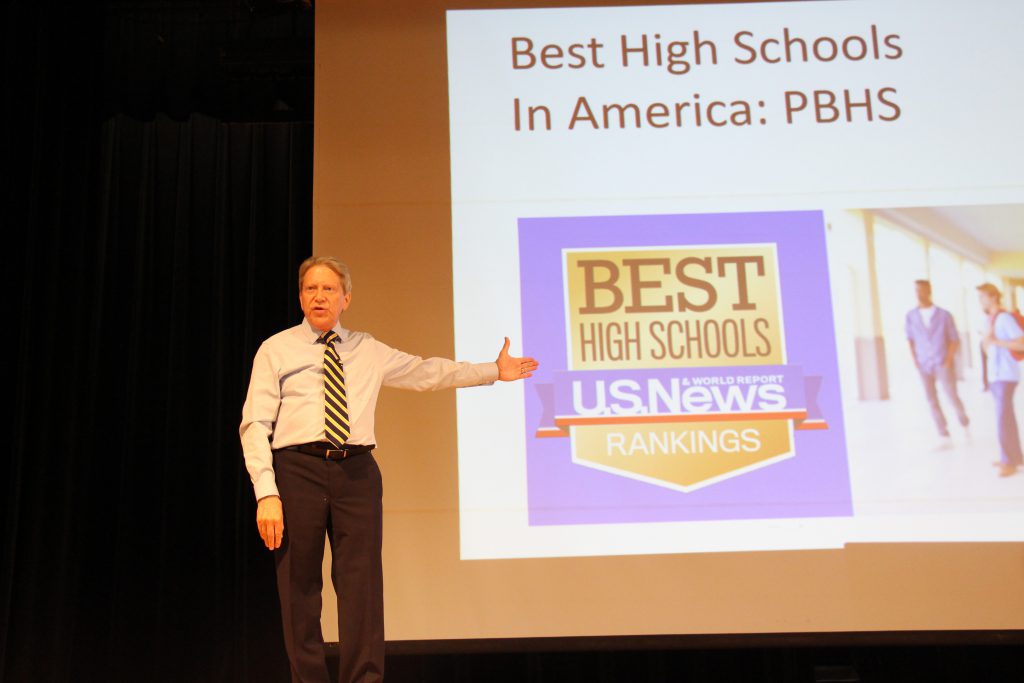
[
  {"left": 915, "top": 282, "right": 932, "bottom": 307},
  {"left": 978, "top": 291, "right": 998, "bottom": 315},
  {"left": 300, "top": 265, "right": 351, "bottom": 332}
]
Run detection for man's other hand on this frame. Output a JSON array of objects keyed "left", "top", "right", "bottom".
[
  {"left": 496, "top": 336, "right": 539, "bottom": 381},
  {"left": 256, "top": 495, "right": 284, "bottom": 550}
]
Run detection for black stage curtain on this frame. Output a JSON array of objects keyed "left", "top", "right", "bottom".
[{"left": 6, "top": 35, "right": 309, "bottom": 678}]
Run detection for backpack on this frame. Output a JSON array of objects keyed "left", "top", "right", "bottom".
[{"left": 990, "top": 310, "right": 1024, "bottom": 362}]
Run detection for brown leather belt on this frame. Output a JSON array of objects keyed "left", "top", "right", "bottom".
[{"left": 285, "top": 442, "right": 375, "bottom": 461}]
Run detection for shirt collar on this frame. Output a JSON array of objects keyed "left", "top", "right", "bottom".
[{"left": 300, "top": 318, "right": 349, "bottom": 344}]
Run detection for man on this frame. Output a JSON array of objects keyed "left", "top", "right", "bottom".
[
  {"left": 978, "top": 283, "right": 1024, "bottom": 478},
  {"left": 905, "top": 279, "right": 968, "bottom": 442},
  {"left": 240, "top": 256, "right": 538, "bottom": 682}
]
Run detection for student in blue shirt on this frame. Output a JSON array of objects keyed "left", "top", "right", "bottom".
[
  {"left": 978, "top": 283, "right": 1024, "bottom": 478},
  {"left": 906, "top": 280, "right": 969, "bottom": 440}
]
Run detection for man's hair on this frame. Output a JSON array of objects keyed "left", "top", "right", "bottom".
[
  {"left": 298, "top": 256, "right": 352, "bottom": 294},
  {"left": 914, "top": 279, "right": 931, "bottom": 289},
  {"left": 976, "top": 282, "right": 1002, "bottom": 300}
]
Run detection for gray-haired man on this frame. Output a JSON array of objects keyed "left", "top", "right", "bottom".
[{"left": 240, "top": 256, "right": 538, "bottom": 682}]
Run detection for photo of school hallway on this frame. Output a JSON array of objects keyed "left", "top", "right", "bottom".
[{"left": 825, "top": 205, "right": 1024, "bottom": 514}]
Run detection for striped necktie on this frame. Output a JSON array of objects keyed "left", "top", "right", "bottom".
[{"left": 318, "top": 330, "right": 350, "bottom": 447}]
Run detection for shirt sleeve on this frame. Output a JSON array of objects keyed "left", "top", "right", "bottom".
[
  {"left": 376, "top": 339, "right": 499, "bottom": 391},
  {"left": 905, "top": 311, "right": 913, "bottom": 340},
  {"left": 997, "top": 312, "right": 1024, "bottom": 340},
  {"left": 239, "top": 342, "right": 282, "bottom": 500},
  {"left": 944, "top": 311, "right": 960, "bottom": 344}
]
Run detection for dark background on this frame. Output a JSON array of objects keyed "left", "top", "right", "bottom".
[
  {"left": 6, "top": 2, "right": 310, "bottom": 681},
  {"left": 3, "top": 1, "right": 1021, "bottom": 681}
]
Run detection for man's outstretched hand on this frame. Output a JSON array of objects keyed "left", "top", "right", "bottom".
[{"left": 496, "top": 336, "right": 539, "bottom": 381}]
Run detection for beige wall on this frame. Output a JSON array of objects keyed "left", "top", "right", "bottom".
[{"left": 313, "top": 0, "right": 1024, "bottom": 642}]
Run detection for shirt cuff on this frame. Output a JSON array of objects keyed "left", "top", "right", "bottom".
[
  {"left": 475, "top": 361, "right": 500, "bottom": 385},
  {"left": 253, "top": 470, "right": 280, "bottom": 500}
]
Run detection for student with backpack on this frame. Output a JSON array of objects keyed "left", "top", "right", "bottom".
[{"left": 977, "top": 283, "right": 1024, "bottom": 478}]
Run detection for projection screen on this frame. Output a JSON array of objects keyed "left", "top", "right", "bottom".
[{"left": 313, "top": 0, "right": 1024, "bottom": 643}]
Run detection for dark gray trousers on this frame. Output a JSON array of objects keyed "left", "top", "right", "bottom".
[{"left": 273, "top": 448, "right": 385, "bottom": 683}]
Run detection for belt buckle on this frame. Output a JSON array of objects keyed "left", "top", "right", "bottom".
[{"left": 325, "top": 448, "right": 347, "bottom": 460}]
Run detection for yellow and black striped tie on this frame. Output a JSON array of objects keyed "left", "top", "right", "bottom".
[{"left": 318, "top": 330, "right": 350, "bottom": 448}]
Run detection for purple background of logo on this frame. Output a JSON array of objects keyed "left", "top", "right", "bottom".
[{"left": 518, "top": 211, "right": 852, "bottom": 525}]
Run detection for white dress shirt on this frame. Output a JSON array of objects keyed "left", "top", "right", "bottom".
[{"left": 240, "top": 319, "right": 498, "bottom": 499}]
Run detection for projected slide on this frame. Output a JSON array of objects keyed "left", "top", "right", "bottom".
[{"left": 447, "top": 0, "right": 1024, "bottom": 559}]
